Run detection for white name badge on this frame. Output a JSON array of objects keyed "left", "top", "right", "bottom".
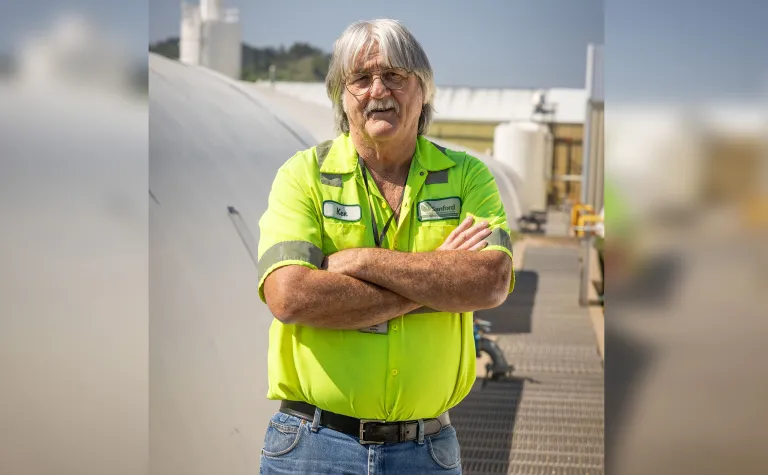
[
  {"left": 323, "top": 201, "right": 362, "bottom": 222},
  {"left": 359, "top": 321, "right": 388, "bottom": 334}
]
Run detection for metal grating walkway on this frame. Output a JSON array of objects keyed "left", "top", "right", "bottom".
[{"left": 452, "top": 244, "right": 605, "bottom": 475}]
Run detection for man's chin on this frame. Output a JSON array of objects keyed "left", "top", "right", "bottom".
[{"left": 365, "top": 119, "right": 398, "bottom": 138}]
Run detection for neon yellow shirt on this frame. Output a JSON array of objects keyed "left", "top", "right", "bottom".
[{"left": 257, "top": 134, "right": 515, "bottom": 421}]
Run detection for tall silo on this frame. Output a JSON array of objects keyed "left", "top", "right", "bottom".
[
  {"left": 199, "top": 14, "right": 242, "bottom": 80},
  {"left": 179, "top": 2, "right": 201, "bottom": 65},
  {"left": 180, "top": 1, "right": 241, "bottom": 80}
]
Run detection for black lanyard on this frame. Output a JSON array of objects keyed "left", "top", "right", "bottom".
[{"left": 359, "top": 158, "right": 408, "bottom": 248}]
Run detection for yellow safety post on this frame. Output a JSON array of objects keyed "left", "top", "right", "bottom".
[
  {"left": 571, "top": 203, "right": 595, "bottom": 228},
  {"left": 575, "top": 214, "right": 603, "bottom": 238}
]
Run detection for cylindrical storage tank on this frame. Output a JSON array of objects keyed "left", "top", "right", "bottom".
[
  {"left": 201, "top": 0, "right": 223, "bottom": 21},
  {"left": 493, "top": 121, "right": 552, "bottom": 213},
  {"left": 492, "top": 122, "right": 512, "bottom": 172},
  {"left": 484, "top": 158, "right": 529, "bottom": 226},
  {"left": 200, "top": 20, "right": 242, "bottom": 80},
  {"left": 179, "top": 5, "right": 201, "bottom": 66}
]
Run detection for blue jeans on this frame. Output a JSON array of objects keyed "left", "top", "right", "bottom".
[{"left": 259, "top": 410, "right": 463, "bottom": 474}]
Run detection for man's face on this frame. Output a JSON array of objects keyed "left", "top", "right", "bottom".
[{"left": 343, "top": 42, "right": 424, "bottom": 142}]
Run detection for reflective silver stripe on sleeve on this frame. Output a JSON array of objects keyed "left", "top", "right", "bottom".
[
  {"left": 429, "top": 141, "right": 448, "bottom": 155},
  {"left": 320, "top": 173, "right": 343, "bottom": 187},
  {"left": 257, "top": 241, "right": 325, "bottom": 281},
  {"left": 315, "top": 140, "right": 334, "bottom": 168},
  {"left": 486, "top": 227, "right": 513, "bottom": 253},
  {"left": 425, "top": 170, "right": 449, "bottom": 185}
]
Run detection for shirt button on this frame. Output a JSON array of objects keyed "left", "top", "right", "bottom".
[
  {"left": 392, "top": 369, "right": 398, "bottom": 376},
  {"left": 394, "top": 240, "right": 398, "bottom": 247},
  {"left": 392, "top": 324, "right": 398, "bottom": 331},
  {"left": 381, "top": 201, "right": 387, "bottom": 209},
  {"left": 419, "top": 171, "right": 425, "bottom": 176}
]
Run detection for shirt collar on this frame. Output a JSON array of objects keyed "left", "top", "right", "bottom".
[{"left": 318, "top": 134, "right": 456, "bottom": 174}]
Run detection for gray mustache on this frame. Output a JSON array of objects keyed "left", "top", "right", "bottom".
[{"left": 364, "top": 99, "right": 400, "bottom": 118}]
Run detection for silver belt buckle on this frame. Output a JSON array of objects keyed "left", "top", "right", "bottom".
[{"left": 359, "top": 419, "right": 386, "bottom": 445}]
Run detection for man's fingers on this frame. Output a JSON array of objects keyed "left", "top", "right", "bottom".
[
  {"left": 468, "top": 240, "right": 488, "bottom": 251},
  {"left": 439, "top": 217, "right": 490, "bottom": 251},
  {"left": 459, "top": 227, "right": 492, "bottom": 250},
  {"left": 445, "top": 216, "right": 474, "bottom": 243},
  {"left": 457, "top": 221, "right": 489, "bottom": 244},
  {"left": 439, "top": 216, "right": 475, "bottom": 250}
]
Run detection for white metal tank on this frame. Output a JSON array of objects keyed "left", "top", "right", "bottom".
[
  {"left": 179, "top": 3, "right": 201, "bottom": 66},
  {"left": 493, "top": 121, "right": 553, "bottom": 213},
  {"left": 148, "top": 52, "right": 316, "bottom": 475},
  {"left": 200, "top": 0, "right": 223, "bottom": 21},
  {"left": 200, "top": 19, "right": 242, "bottom": 79}
]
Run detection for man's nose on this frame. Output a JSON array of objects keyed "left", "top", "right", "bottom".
[{"left": 369, "top": 76, "right": 390, "bottom": 98}]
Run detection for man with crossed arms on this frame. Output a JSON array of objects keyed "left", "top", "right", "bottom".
[{"left": 257, "top": 18, "right": 515, "bottom": 475}]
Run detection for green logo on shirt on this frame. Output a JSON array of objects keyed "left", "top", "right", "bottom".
[{"left": 417, "top": 197, "right": 461, "bottom": 221}]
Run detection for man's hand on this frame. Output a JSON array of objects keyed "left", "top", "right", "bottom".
[
  {"left": 437, "top": 216, "right": 492, "bottom": 251},
  {"left": 322, "top": 249, "right": 360, "bottom": 275}
]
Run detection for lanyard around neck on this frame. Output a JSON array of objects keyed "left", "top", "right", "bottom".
[{"left": 359, "top": 158, "right": 408, "bottom": 248}]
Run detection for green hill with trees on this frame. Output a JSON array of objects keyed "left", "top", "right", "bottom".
[{"left": 149, "top": 37, "right": 331, "bottom": 82}]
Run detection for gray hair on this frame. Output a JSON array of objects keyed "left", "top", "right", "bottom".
[{"left": 325, "top": 19, "right": 435, "bottom": 136}]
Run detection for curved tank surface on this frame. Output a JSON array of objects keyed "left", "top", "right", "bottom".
[
  {"left": 0, "top": 71, "right": 147, "bottom": 475},
  {"left": 149, "top": 52, "right": 317, "bottom": 475}
]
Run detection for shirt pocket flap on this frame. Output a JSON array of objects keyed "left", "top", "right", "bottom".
[
  {"left": 323, "top": 221, "right": 367, "bottom": 253},
  {"left": 414, "top": 224, "right": 456, "bottom": 252}
]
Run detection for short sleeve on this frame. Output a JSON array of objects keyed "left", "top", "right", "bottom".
[
  {"left": 257, "top": 162, "right": 324, "bottom": 303},
  {"left": 460, "top": 156, "right": 515, "bottom": 294}
]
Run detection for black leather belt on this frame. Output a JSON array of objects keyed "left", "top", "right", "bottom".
[{"left": 279, "top": 400, "right": 450, "bottom": 445}]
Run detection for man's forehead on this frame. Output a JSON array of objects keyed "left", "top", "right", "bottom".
[{"left": 351, "top": 42, "right": 391, "bottom": 72}]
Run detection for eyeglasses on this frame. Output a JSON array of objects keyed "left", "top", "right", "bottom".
[{"left": 344, "top": 68, "right": 412, "bottom": 96}]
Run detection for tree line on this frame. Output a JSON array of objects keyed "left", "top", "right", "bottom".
[{"left": 149, "top": 38, "right": 331, "bottom": 82}]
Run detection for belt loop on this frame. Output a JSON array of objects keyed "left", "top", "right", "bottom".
[
  {"left": 417, "top": 419, "right": 425, "bottom": 445},
  {"left": 311, "top": 407, "right": 322, "bottom": 432}
]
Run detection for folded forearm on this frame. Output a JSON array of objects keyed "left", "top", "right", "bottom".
[
  {"left": 279, "top": 269, "right": 421, "bottom": 329},
  {"left": 346, "top": 248, "right": 510, "bottom": 312}
]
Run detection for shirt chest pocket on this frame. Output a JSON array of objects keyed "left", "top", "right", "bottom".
[
  {"left": 414, "top": 223, "right": 457, "bottom": 252},
  {"left": 322, "top": 221, "right": 368, "bottom": 254}
]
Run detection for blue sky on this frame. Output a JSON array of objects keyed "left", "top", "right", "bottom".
[
  {"left": 0, "top": 1, "right": 765, "bottom": 101},
  {"left": 149, "top": 0, "right": 604, "bottom": 89},
  {"left": 606, "top": 0, "right": 767, "bottom": 102}
]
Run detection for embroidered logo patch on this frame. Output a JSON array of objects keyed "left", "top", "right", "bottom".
[
  {"left": 417, "top": 197, "right": 461, "bottom": 221},
  {"left": 322, "top": 201, "right": 361, "bottom": 222}
]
